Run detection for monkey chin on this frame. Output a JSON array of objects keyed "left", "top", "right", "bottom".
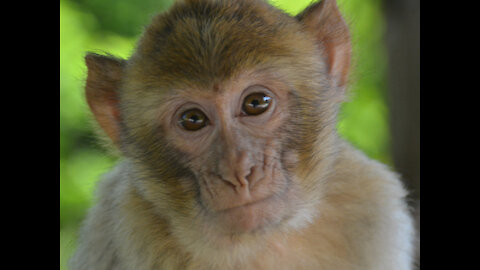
[
  {"left": 215, "top": 195, "right": 282, "bottom": 233},
  {"left": 206, "top": 186, "right": 295, "bottom": 238}
]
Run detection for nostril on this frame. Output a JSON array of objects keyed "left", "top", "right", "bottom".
[
  {"left": 245, "top": 167, "right": 254, "bottom": 183},
  {"left": 246, "top": 166, "right": 264, "bottom": 189}
]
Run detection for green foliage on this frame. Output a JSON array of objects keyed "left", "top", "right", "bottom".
[
  {"left": 70, "top": 0, "right": 175, "bottom": 37},
  {"left": 270, "top": 0, "right": 315, "bottom": 14},
  {"left": 60, "top": 0, "right": 391, "bottom": 268}
]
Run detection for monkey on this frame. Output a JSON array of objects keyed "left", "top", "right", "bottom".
[{"left": 70, "top": 0, "right": 415, "bottom": 269}]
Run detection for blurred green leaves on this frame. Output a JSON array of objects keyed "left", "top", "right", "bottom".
[
  {"left": 60, "top": 0, "right": 390, "bottom": 268},
  {"left": 71, "top": 0, "right": 175, "bottom": 37},
  {"left": 336, "top": 0, "right": 391, "bottom": 164},
  {"left": 270, "top": 0, "right": 315, "bottom": 15}
]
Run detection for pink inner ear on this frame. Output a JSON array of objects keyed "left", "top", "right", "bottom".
[
  {"left": 84, "top": 54, "right": 125, "bottom": 146},
  {"left": 328, "top": 42, "right": 351, "bottom": 89},
  {"left": 111, "top": 101, "right": 121, "bottom": 122},
  {"left": 86, "top": 90, "right": 121, "bottom": 145}
]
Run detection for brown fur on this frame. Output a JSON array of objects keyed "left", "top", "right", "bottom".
[{"left": 71, "top": 0, "right": 414, "bottom": 269}]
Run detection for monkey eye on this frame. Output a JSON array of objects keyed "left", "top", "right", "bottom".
[
  {"left": 242, "top": 93, "right": 271, "bottom": 116},
  {"left": 180, "top": 109, "right": 208, "bottom": 131}
]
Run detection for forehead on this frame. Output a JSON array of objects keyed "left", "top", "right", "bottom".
[{"left": 128, "top": 0, "right": 315, "bottom": 91}]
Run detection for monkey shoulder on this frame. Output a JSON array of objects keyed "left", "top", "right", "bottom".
[
  {"left": 328, "top": 140, "right": 413, "bottom": 228},
  {"left": 330, "top": 140, "right": 409, "bottom": 204},
  {"left": 317, "top": 141, "right": 415, "bottom": 269},
  {"left": 73, "top": 161, "right": 190, "bottom": 270},
  {"left": 69, "top": 162, "right": 131, "bottom": 270}
]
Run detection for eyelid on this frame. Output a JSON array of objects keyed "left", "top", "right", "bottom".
[
  {"left": 240, "top": 85, "right": 275, "bottom": 99},
  {"left": 173, "top": 102, "right": 208, "bottom": 119}
]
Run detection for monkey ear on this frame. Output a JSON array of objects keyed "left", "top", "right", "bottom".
[
  {"left": 296, "top": 0, "right": 351, "bottom": 90},
  {"left": 84, "top": 53, "right": 125, "bottom": 145}
]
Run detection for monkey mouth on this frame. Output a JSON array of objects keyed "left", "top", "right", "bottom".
[
  {"left": 197, "top": 169, "right": 293, "bottom": 233},
  {"left": 217, "top": 193, "right": 275, "bottom": 213},
  {"left": 210, "top": 188, "right": 290, "bottom": 233}
]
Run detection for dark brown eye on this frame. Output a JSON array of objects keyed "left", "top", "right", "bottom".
[
  {"left": 242, "top": 93, "right": 271, "bottom": 115},
  {"left": 180, "top": 109, "right": 208, "bottom": 131}
]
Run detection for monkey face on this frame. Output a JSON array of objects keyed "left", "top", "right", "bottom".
[
  {"left": 110, "top": 0, "right": 339, "bottom": 244},
  {"left": 166, "top": 75, "right": 297, "bottom": 233},
  {"left": 117, "top": 64, "right": 340, "bottom": 247},
  {"left": 121, "top": 68, "right": 313, "bottom": 234}
]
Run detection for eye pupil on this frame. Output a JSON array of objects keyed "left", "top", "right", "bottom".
[
  {"left": 180, "top": 109, "right": 207, "bottom": 131},
  {"left": 243, "top": 93, "right": 271, "bottom": 115}
]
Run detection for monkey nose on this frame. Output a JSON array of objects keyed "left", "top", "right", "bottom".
[
  {"left": 245, "top": 165, "right": 265, "bottom": 189},
  {"left": 218, "top": 165, "right": 251, "bottom": 190},
  {"left": 217, "top": 152, "right": 262, "bottom": 191}
]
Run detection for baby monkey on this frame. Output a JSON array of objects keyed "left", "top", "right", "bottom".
[{"left": 71, "top": 0, "right": 415, "bottom": 269}]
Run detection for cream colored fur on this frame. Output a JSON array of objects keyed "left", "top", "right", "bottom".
[{"left": 70, "top": 139, "right": 414, "bottom": 270}]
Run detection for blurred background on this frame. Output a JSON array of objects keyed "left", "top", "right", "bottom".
[{"left": 60, "top": 0, "right": 419, "bottom": 269}]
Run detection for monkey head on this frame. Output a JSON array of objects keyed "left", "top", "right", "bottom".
[{"left": 84, "top": 0, "right": 350, "bottom": 251}]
